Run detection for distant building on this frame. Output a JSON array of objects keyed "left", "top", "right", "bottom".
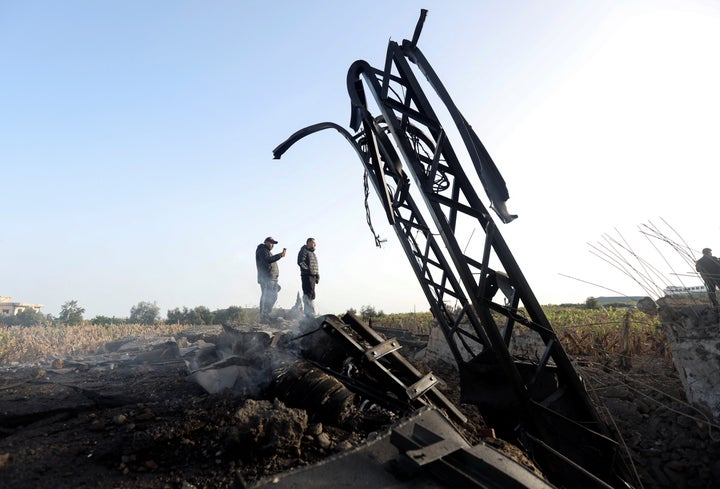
[
  {"left": 0, "top": 296, "right": 44, "bottom": 316},
  {"left": 664, "top": 285, "right": 707, "bottom": 296}
]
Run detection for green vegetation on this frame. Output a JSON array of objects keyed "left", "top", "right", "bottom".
[
  {"left": 0, "top": 299, "right": 665, "bottom": 364},
  {"left": 58, "top": 300, "right": 85, "bottom": 325},
  {"left": 129, "top": 301, "right": 161, "bottom": 325}
]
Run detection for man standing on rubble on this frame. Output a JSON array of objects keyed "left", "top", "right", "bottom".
[
  {"left": 256, "top": 236, "right": 286, "bottom": 322},
  {"left": 695, "top": 247, "right": 720, "bottom": 307},
  {"left": 297, "top": 237, "right": 319, "bottom": 318}
]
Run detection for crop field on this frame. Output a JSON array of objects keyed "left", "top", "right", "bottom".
[{"left": 0, "top": 307, "right": 663, "bottom": 364}]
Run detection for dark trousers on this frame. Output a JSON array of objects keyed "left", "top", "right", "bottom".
[
  {"left": 301, "top": 275, "right": 317, "bottom": 317},
  {"left": 301, "top": 275, "right": 317, "bottom": 300},
  {"left": 704, "top": 280, "right": 719, "bottom": 307}
]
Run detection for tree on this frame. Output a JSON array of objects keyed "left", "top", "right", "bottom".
[
  {"left": 360, "top": 305, "right": 384, "bottom": 320},
  {"left": 129, "top": 301, "right": 160, "bottom": 325},
  {"left": 189, "top": 306, "right": 213, "bottom": 325},
  {"left": 58, "top": 300, "right": 85, "bottom": 325},
  {"left": 584, "top": 297, "right": 600, "bottom": 310},
  {"left": 167, "top": 306, "right": 191, "bottom": 324},
  {"left": 213, "top": 306, "right": 249, "bottom": 324}
]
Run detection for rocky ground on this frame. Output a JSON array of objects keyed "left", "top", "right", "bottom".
[{"left": 0, "top": 322, "right": 718, "bottom": 489}]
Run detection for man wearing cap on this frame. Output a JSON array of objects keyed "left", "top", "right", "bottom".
[
  {"left": 695, "top": 247, "right": 720, "bottom": 307},
  {"left": 256, "top": 237, "right": 287, "bottom": 322},
  {"left": 297, "top": 237, "right": 319, "bottom": 318}
]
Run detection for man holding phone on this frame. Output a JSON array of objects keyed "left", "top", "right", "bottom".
[{"left": 256, "top": 236, "right": 286, "bottom": 323}]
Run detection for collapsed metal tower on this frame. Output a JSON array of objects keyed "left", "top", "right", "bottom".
[{"left": 274, "top": 10, "right": 634, "bottom": 489}]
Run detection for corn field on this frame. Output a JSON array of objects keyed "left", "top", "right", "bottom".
[
  {"left": 0, "top": 323, "right": 188, "bottom": 364},
  {"left": 0, "top": 307, "right": 663, "bottom": 364}
]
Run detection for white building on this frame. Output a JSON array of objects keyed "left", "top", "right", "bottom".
[
  {"left": 664, "top": 285, "right": 707, "bottom": 296},
  {"left": 0, "top": 296, "right": 44, "bottom": 316}
]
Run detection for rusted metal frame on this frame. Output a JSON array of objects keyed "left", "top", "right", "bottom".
[
  {"left": 482, "top": 299, "right": 554, "bottom": 337},
  {"left": 347, "top": 63, "right": 397, "bottom": 225},
  {"left": 272, "top": 122, "right": 365, "bottom": 162},
  {"left": 401, "top": 42, "right": 506, "bottom": 205},
  {"left": 530, "top": 339, "right": 557, "bottom": 387},
  {"left": 378, "top": 48, "right": 520, "bottom": 378},
  {"left": 502, "top": 292, "right": 521, "bottom": 345},
  {"left": 384, "top": 91, "right": 473, "bottom": 237},
  {"left": 424, "top": 129, "right": 446, "bottom": 190},
  {"left": 399, "top": 42, "right": 574, "bottom": 349},
  {"left": 475, "top": 221, "right": 496, "bottom": 311},
  {"left": 399, "top": 44, "right": 632, "bottom": 487},
  {"left": 388, "top": 188, "right": 487, "bottom": 363},
  {"left": 373, "top": 183, "right": 474, "bottom": 365},
  {"left": 382, "top": 99, "right": 442, "bottom": 141},
  {"left": 392, "top": 208, "right": 452, "bottom": 294},
  {"left": 349, "top": 63, "right": 491, "bottom": 355},
  {"left": 274, "top": 18, "right": 630, "bottom": 487},
  {"left": 392, "top": 44, "right": 610, "bottom": 436},
  {"left": 369, "top": 119, "right": 411, "bottom": 211},
  {"left": 374, "top": 85, "right": 510, "bottom": 374},
  {"left": 342, "top": 312, "right": 467, "bottom": 424},
  {"left": 409, "top": 8, "right": 428, "bottom": 47},
  {"left": 380, "top": 46, "right": 618, "bottom": 476},
  {"left": 391, "top": 188, "right": 491, "bottom": 357},
  {"left": 368, "top": 180, "right": 472, "bottom": 367},
  {"left": 380, "top": 42, "right": 395, "bottom": 100},
  {"left": 427, "top": 193, "right": 486, "bottom": 220}
]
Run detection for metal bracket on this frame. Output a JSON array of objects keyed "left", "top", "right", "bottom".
[
  {"left": 364, "top": 337, "right": 402, "bottom": 362},
  {"left": 405, "top": 372, "right": 438, "bottom": 400}
]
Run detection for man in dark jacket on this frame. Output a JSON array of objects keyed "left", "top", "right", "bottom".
[
  {"left": 695, "top": 247, "right": 720, "bottom": 307},
  {"left": 297, "top": 237, "right": 319, "bottom": 318},
  {"left": 256, "top": 236, "right": 286, "bottom": 322}
]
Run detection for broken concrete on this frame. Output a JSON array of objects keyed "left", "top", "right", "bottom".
[{"left": 656, "top": 302, "right": 720, "bottom": 420}]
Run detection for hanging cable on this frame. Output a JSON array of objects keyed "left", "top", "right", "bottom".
[{"left": 364, "top": 170, "right": 386, "bottom": 247}]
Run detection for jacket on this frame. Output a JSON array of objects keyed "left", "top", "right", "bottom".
[
  {"left": 256, "top": 243, "right": 282, "bottom": 283},
  {"left": 696, "top": 254, "right": 720, "bottom": 283},
  {"left": 297, "top": 245, "right": 319, "bottom": 277}
]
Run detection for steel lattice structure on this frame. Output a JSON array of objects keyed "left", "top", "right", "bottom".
[{"left": 274, "top": 10, "right": 634, "bottom": 489}]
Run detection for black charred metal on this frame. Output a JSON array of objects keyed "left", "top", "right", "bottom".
[
  {"left": 298, "top": 313, "right": 467, "bottom": 425},
  {"left": 273, "top": 10, "right": 635, "bottom": 489}
]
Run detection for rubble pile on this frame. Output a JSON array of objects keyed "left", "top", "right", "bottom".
[
  {"left": 0, "top": 312, "right": 718, "bottom": 488},
  {"left": 0, "top": 315, "right": 471, "bottom": 489}
]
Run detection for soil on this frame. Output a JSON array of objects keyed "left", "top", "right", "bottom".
[{"left": 0, "top": 330, "right": 718, "bottom": 489}]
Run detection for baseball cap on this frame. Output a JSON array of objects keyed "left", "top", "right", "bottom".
[{"left": 264, "top": 237, "right": 278, "bottom": 244}]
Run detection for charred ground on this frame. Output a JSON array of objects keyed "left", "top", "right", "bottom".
[{"left": 0, "top": 320, "right": 718, "bottom": 489}]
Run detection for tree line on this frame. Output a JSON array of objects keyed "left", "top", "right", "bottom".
[
  {"left": 0, "top": 299, "right": 393, "bottom": 328},
  {"left": 0, "top": 301, "right": 250, "bottom": 327}
]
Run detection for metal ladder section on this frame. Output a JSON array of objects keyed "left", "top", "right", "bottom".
[{"left": 319, "top": 312, "right": 467, "bottom": 425}]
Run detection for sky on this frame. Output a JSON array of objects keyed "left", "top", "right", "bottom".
[{"left": 2, "top": 1, "right": 720, "bottom": 319}]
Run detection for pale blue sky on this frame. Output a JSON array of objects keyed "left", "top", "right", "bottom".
[{"left": 2, "top": 1, "right": 719, "bottom": 318}]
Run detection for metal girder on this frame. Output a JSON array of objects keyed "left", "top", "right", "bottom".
[{"left": 272, "top": 10, "right": 635, "bottom": 489}]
